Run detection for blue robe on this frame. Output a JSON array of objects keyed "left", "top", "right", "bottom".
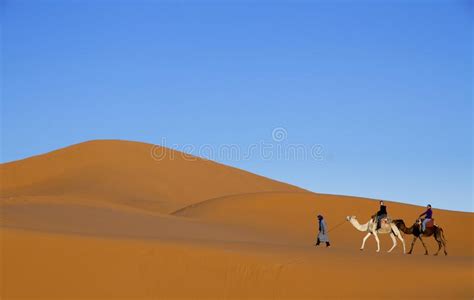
[{"left": 317, "top": 219, "right": 330, "bottom": 242}]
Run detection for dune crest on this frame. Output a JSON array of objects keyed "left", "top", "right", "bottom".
[{"left": 1, "top": 140, "right": 303, "bottom": 213}]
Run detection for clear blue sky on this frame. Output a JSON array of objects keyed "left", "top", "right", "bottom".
[{"left": 2, "top": 1, "right": 472, "bottom": 211}]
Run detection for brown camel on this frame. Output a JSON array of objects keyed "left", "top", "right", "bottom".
[{"left": 392, "top": 219, "right": 447, "bottom": 256}]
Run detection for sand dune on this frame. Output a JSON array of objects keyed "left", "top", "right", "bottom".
[
  {"left": 174, "top": 191, "right": 474, "bottom": 256},
  {"left": 1, "top": 140, "right": 473, "bottom": 299},
  {"left": 0, "top": 140, "right": 302, "bottom": 213},
  {"left": 3, "top": 228, "right": 472, "bottom": 299}
]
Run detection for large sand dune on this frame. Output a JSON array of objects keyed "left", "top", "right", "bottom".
[
  {"left": 1, "top": 140, "right": 302, "bottom": 213},
  {"left": 1, "top": 140, "right": 473, "bottom": 299}
]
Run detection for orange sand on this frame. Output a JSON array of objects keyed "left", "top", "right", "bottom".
[{"left": 1, "top": 140, "right": 473, "bottom": 299}]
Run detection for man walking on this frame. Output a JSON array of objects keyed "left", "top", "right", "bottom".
[{"left": 315, "top": 215, "right": 331, "bottom": 247}]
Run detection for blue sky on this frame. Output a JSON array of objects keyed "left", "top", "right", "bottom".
[{"left": 2, "top": 1, "right": 472, "bottom": 211}]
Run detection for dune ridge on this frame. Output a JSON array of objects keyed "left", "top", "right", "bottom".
[{"left": 1, "top": 139, "right": 304, "bottom": 214}]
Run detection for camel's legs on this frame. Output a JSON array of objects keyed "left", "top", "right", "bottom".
[
  {"left": 418, "top": 237, "right": 428, "bottom": 255},
  {"left": 441, "top": 235, "right": 448, "bottom": 256},
  {"left": 387, "top": 233, "right": 397, "bottom": 253},
  {"left": 435, "top": 230, "right": 448, "bottom": 256},
  {"left": 360, "top": 232, "right": 371, "bottom": 250},
  {"left": 391, "top": 226, "right": 406, "bottom": 254},
  {"left": 408, "top": 236, "right": 417, "bottom": 254},
  {"left": 373, "top": 232, "right": 381, "bottom": 252},
  {"left": 397, "top": 233, "right": 406, "bottom": 254},
  {"left": 434, "top": 235, "right": 441, "bottom": 256}
]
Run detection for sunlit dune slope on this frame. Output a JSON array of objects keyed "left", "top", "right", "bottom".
[
  {"left": 0, "top": 140, "right": 303, "bottom": 213},
  {"left": 174, "top": 192, "right": 474, "bottom": 256},
  {"left": 2, "top": 228, "right": 473, "bottom": 299}
]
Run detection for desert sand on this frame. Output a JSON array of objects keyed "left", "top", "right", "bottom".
[{"left": 1, "top": 140, "right": 473, "bottom": 299}]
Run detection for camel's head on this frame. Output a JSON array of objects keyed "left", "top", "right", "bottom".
[{"left": 346, "top": 216, "right": 356, "bottom": 221}]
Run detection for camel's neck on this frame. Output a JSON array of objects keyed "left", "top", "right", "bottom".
[
  {"left": 349, "top": 219, "right": 369, "bottom": 232},
  {"left": 399, "top": 222, "right": 414, "bottom": 234},
  {"left": 406, "top": 225, "right": 416, "bottom": 234}
]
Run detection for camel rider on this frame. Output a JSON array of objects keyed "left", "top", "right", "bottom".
[
  {"left": 375, "top": 201, "right": 387, "bottom": 230},
  {"left": 419, "top": 204, "right": 433, "bottom": 233}
]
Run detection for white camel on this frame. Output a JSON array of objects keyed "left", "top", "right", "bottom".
[{"left": 346, "top": 216, "right": 406, "bottom": 254}]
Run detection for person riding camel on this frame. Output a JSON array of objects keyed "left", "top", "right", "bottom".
[
  {"left": 419, "top": 204, "right": 433, "bottom": 234},
  {"left": 375, "top": 200, "right": 388, "bottom": 230}
]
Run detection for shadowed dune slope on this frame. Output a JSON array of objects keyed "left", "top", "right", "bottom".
[{"left": 0, "top": 140, "right": 303, "bottom": 213}]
